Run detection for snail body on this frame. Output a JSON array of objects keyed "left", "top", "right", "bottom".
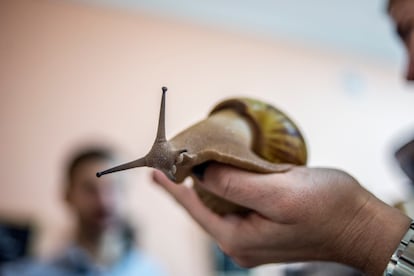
[{"left": 97, "top": 88, "right": 307, "bottom": 215}]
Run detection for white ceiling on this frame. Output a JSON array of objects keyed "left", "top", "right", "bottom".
[{"left": 74, "top": 0, "right": 405, "bottom": 65}]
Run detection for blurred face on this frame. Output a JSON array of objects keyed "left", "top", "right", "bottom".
[
  {"left": 389, "top": 0, "right": 414, "bottom": 81},
  {"left": 66, "top": 158, "right": 123, "bottom": 232}
]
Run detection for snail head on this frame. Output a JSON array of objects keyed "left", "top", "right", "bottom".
[{"left": 96, "top": 87, "right": 187, "bottom": 181}]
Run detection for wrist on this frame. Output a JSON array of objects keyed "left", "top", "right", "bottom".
[{"left": 337, "top": 195, "right": 411, "bottom": 275}]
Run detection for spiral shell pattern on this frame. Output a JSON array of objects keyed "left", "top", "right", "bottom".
[{"left": 210, "top": 98, "right": 307, "bottom": 166}]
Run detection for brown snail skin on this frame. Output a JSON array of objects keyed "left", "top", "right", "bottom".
[{"left": 97, "top": 87, "right": 307, "bottom": 215}]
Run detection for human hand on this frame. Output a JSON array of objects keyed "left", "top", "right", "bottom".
[{"left": 152, "top": 164, "right": 410, "bottom": 275}]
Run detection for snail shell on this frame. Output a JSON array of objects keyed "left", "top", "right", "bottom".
[{"left": 97, "top": 88, "right": 307, "bottom": 215}]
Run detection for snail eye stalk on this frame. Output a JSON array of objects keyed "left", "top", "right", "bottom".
[{"left": 96, "top": 87, "right": 185, "bottom": 180}]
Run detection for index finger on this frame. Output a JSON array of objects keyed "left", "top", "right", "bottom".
[{"left": 152, "top": 170, "right": 234, "bottom": 239}]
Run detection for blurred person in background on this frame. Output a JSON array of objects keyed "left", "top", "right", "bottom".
[
  {"left": 152, "top": 0, "right": 414, "bottom": 275},
  {"left": 1, "top": 147, "right": 166, "bottom": 276}
]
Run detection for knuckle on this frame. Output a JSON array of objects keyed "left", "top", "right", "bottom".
[
  {"left": 221, "top": 174, "right": 233, "bottom": 199},
  {"left": 232, "top": 256, "right": 256, "bottom": 268},
  {"left": 218, "top": 239, "right": 241, "bottom": 258},
  {"left": 219, "top": 244, "right": 237, "bottom": 257},
  {"left": 212, "top": 167, "right": 235, "bottom": 199},
  {"left": 218, "top": 237, "right": 257, "bottom": 268}
]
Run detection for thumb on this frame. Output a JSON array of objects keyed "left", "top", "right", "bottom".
[{"left": 199, "top": 163, "right": 288, "bottom": 212}]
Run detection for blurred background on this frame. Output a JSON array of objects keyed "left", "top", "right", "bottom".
[{"left": 1, "top": 0, "right": 414, "bottom": 275}]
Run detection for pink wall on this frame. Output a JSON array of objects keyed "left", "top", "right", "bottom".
[{"left": 1, "top": 0, "right": 414, "bottom": 275}]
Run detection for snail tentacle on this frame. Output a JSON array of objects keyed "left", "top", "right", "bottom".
[{"left": 96, "top": 87, "right": 186, "bottom": 181}]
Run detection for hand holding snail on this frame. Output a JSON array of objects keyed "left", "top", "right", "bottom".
[{"left": 152, "top": 163, "right": 411, "bottom": 275}]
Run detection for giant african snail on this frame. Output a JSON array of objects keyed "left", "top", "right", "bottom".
[{"left": 97, "top": 87, "right": 307, "bottom": 215}]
